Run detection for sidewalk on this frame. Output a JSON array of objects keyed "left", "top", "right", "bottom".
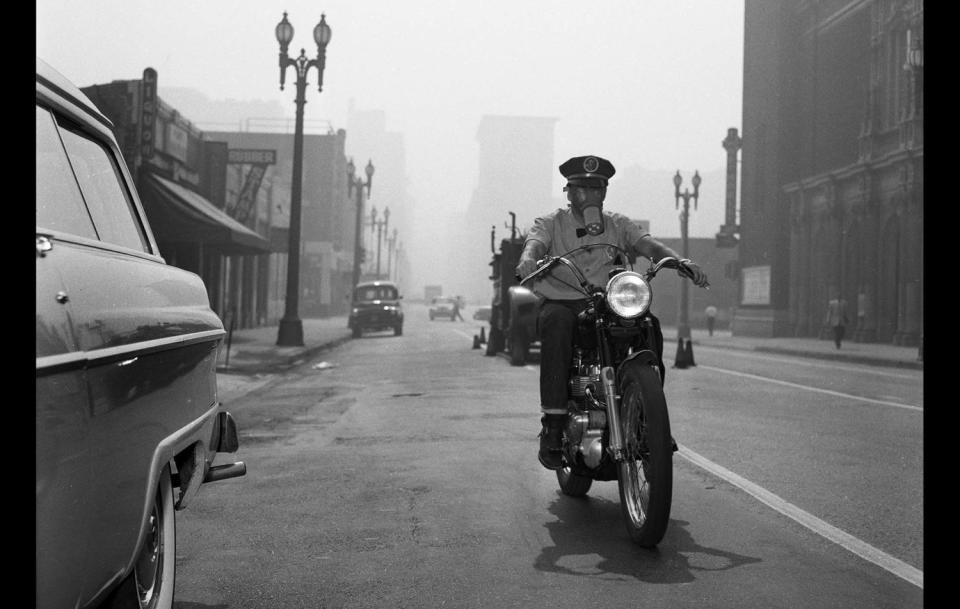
[
  {"left": 659, "top": 326, "right": 923, "bottom": 371},
  {"left": 216, "top": 316, "right": 922, "bottom": 377}
]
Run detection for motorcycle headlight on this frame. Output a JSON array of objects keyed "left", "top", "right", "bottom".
[{"left": 605, "top": 271, "right": 651, "bottom": 319}]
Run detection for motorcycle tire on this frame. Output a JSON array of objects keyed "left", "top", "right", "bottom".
[
  {"left": 557, "top": 466, "right": 593, "bottom": 497},
  {"left": 616, "top": 361, "right": 672, "bottom": 547}
]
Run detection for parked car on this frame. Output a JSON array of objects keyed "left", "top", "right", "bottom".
[
  {"left": 429, "top": 296, "right": 459, "bottom": 321},
  {"left": 473, "top": 305, "right": 493, "bottom": 321},
  {"left": 36, "top": 57, "right": 245, "bottom": 609},
  {"left": 349, "top": 280, "right": 404, "bottom": 337}
]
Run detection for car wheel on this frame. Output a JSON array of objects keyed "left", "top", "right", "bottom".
[
  {"left": 104, "top": 464, "right": 176, "bottom": 609},
  {"left": 429, "top": 313, "right": 434, "bottom": 321},
  {"left": 394, "top": 324, "right": 403, "bottom": 336},
  {"left": 352, "top": 326, "right": 362, "bottom": 338}
]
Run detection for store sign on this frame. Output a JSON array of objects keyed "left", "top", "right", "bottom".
[
  {"left": 227, "top": 149, "right": 277, "bottom": 165},
  {"left": 165, "top": 123, "right": 189, "bottom": 163},
  {"left": 741, "top": 265, "right": 771, "bottom": 306},
  {"left": 139, "top": 68, "right": 157, "bottom": 159}
]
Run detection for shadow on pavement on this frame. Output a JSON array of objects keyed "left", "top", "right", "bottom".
[{"left": 533, "top": 493, "right": 760, "bottom": 583}]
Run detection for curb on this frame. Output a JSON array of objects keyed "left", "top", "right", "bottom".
[{"left": 217, "top": 333, "right": 354, "bottom": 374}]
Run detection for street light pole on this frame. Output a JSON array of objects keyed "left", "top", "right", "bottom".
[
  {"left": 673, "top": 170, "right": 701, "bottom": 340},
  {"left": 275, "top": 12, "right": 332, "bottom": 346},
  {"left": 375, "top": 207, "right": 389, "bottom": 279},
  {"left": 387, "top": 228, "right": 397, "bottom": 280},
  {"left": 348, "top": 158, "right": 375, "bottom": 291}
]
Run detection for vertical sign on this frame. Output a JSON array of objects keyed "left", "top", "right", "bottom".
[
  {"left": 140, "top": 68, "right": 157, "bottom": 160},
  {"left": 235, "top": 165, "right": 267, "bottom": 224},
  {"left": 226, "top": 149, "right": 277, "bottom": 224}
]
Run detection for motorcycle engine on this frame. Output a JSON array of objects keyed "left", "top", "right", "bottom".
[{"left": 565, "top": 410, "right": 607, "bottom": 469}]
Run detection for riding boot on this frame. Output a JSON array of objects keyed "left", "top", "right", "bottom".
[{"left": 538, "top": 414, "right": 565, "bottom": 470}]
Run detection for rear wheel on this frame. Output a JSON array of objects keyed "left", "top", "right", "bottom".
[
  {"left": 394, "top": 324, "right": 403, "bottom": 336},
  {"left": 616, "top": 362, "right": 672, "bottom": 547},
  {"left": 557, "top": 466, "right": 593, "bottom": 497},
  {"left": 104, "top": 464, "right": 175, "bottom": 609}
]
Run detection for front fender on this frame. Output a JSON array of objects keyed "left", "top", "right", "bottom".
[{"left": 618, "top": 349, "right": 665, "bottom": 387}]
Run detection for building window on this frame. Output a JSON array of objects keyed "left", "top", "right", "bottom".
[{"left": 879, "top": 28, "right": 906, "bottom": 130}]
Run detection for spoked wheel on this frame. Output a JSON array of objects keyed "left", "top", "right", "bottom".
[
  {"left": 105, "top": 464, "right": 176, "bottom": 609},
  {"left": 616, "top": 361, "right": 672, "bottom": 547},
  {"left": 557, "top": 466, "right": 593, "bottom": 497}
]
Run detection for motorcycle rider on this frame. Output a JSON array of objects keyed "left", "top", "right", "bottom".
[{"left": 515, "top": 155, "right": 709, "bottom": 470}]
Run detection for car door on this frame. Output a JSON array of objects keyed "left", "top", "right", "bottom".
[{"left": 36, "top": 103, "right": 97, "bottom": 609}]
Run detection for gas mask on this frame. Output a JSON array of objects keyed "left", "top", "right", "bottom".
[{"left": 567, "top": 184, "right": 606, "bottom": 236}]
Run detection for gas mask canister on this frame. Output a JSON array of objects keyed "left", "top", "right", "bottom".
[
  {"left": 568, "top": 184, "right": 605, "bottom": 236},
  {"left": 582, "top": 201, "right": 604, "bottom": 235}
]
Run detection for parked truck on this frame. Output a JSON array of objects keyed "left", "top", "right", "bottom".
[{"left": 483, "top": 214, "right": 541, "bottom": 365}]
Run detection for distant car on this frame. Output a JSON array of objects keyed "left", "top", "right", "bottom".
[
  {"left": 36, "top": 57, "right": 245, "bottom": 609},
  {"left": 473, "top": 305, "right": 492, "bottom": 321},
  {"left": 349, "top": 280, "right": 404, "bottom": 337},
  {"left": 429, "top": 296, "right": 459, "bottom": 321}
]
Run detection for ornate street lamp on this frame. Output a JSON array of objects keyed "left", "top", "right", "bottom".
[
  {"left": 673, "top": 170, "right": 701, "bottom": 341},
  {"left": 275, "top": 12, "right": 332, "bottom": 346},
  {"left": 348, "top": 158, "right": 375, "bottom": 291}
]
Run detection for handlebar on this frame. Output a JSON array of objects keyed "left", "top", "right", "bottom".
[{"left": 518, "top": 245, "right": 709, "bottom": 290}]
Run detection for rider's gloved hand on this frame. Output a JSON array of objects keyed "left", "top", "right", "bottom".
[
  {"left": 680, "top": 260, "right": 710, "bottom": 288},
  {"left": 515, "top": 258, "right": 538, "bottom": 282}
]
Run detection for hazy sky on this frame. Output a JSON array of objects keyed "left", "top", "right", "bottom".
[
  {"left": 38, "top": 1, "right": 744, "bottom": 300},
  {"left": 37, "top": 0, "right": 744, "bottom": 222}
]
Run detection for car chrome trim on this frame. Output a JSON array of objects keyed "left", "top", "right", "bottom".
[{"left": 36, "top": 329, "right": 225, "bottom": 375}]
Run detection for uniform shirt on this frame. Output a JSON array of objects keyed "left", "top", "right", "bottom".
[{"left": 524, "top": 206, "right": 652, "bottom": 300}]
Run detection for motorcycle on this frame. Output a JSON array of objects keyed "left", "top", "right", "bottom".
[{"left": 519, "top": 244, "right": 706, "bottom": 547}]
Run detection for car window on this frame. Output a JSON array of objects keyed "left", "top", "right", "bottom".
[
  {"left": 357, "top": 286, "right": 398, "bottom": 301},
  {"left": 57, "top": 122, "right": 148, "bottom": 252},
  {"left": 36, "top": 105, "right": 98, "bottom": 239}
]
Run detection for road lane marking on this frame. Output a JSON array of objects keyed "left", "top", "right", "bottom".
[
  {"left": 453, "top": 329, "right": 475, "bottom": 340},
  {"left": 695, "top": 346, "right": 919, "bottom": 380},
  {"left": 699, "top": 365, "right": 921, "bottom": 411},
  {"left": 678, "top": 445, "right": 923, "bottom": 589}
]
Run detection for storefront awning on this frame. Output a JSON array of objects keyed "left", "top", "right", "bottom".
[{"left": 140, "top": 172, "right": 273, "bottom": 255}]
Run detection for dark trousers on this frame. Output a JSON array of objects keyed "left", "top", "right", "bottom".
[
  {"left": 537, "top": 300, "right": 590, "bottom": 415},
  {"left": 833, "top": 324, "right": 845, "bottom": 348},
  {"left": 706, "top": 317, "right": 715, "bottom": 336}
]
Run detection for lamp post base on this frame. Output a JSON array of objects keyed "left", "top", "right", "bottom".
[{"left": 276, "top": 317, "right": 304, "bottom": 346}]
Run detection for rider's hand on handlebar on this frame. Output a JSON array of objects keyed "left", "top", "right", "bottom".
[
  {"left": 679, "top": 260, "right": 710, "bottom": 288},
  {"left": 515, "top": 258, "right": 538, "bottom": 282}
]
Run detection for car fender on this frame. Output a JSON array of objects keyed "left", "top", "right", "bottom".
[{"left": 508, "top": 285, "right": 540, "bottom": 341}]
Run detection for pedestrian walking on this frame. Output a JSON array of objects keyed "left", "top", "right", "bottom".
[
  {"left": 704, "top": 305, "right": 717, "bottom": 336},
  {"left": 825, "top": 295, "right": 849, "bottom": 349},
  {"left": 451, "top": 298, "right": 464, "bottom": 321}
]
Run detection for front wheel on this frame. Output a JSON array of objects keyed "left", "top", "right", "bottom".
[
  {"left": 104, "top": 464, "right": 176, "bottom": 609},
  {"left": 616, "top": 362, "right": 672, "bottom": 547},
  {"left": 394, "top": 324, "right": 403, "bottom": 336}
]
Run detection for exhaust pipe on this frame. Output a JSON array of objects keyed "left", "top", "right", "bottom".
[{"left": 203, "top": 462, "right": 247, "bottom": 483}]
